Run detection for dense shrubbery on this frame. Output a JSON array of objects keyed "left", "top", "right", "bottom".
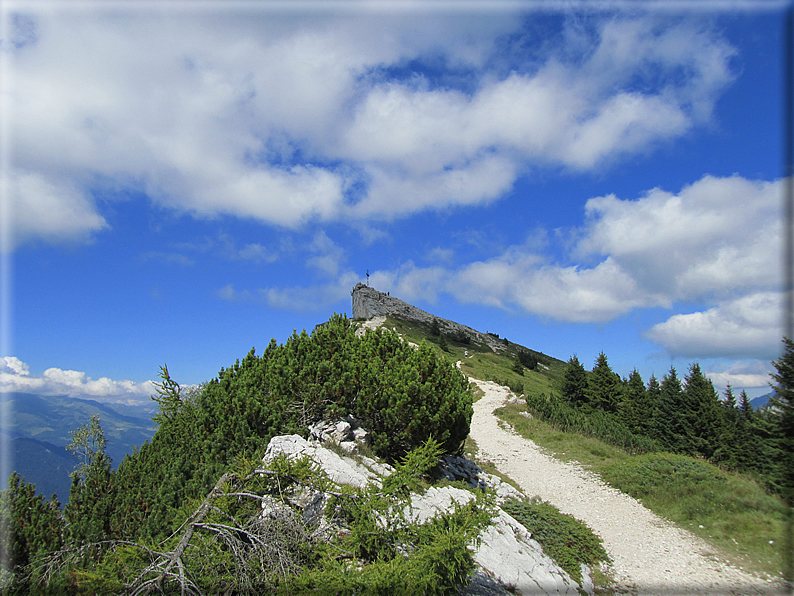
[
  {"left": 0, "top": 474, "right": 63, "bottom": 594},
  {"left": 1, "top": 314, "right": 476, "bottom": 592},
  {"left": 112, "top": 314, "right": 473, "bottom": 542},
  {"left": 28, "top": 439, "right": 490, "bottom": 595}
]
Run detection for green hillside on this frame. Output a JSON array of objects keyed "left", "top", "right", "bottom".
[{"left": 377, "top": 314, "right": 565, "bottom": 396}]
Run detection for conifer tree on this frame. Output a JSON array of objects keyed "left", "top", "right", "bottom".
[
  {"left": 734, "top": 389, "right": 760, "bottom": 472},
  {"left": 588, "top": 352, "right": 621, "bottom": 413},
  {"left": 429, "top": 317, "right": 441, "bottom": 336},
  {"left": 64, "top": 415, "right": 115, "bottom": 544},
  {"left": 437, "top": 333, "right": 450, "bottom": 352},
  {"left": 619, "top": 369, "right": 647, "bottom": 434},
  {"left": 739, "top": 389, "right": 754, "bottom": 420},
  {"left": 652, "top": 367, "right": 686, "bottom": 452},
  {"left": 715, "top": 385, "right": 740, "bottom": 467},
  {"left": 682, "top": 363, "right": 721, "bottom": 459},
  {"left": 770, "top": 337, "right": 794, "bottom": 502},
  {"left": 722, "top": 384, "right": 738, "bottom": 419},
  {"left": 512, "top": 356, "right": 524, "bottom": 376},
  {"left": 0, "top": 474, "right": 63, "bottom": 592},
  {"left": 561, "top": 355, "right": 589, "bottom": 409}
]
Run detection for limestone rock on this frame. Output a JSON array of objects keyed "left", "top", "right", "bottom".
[
  {"left": 308, "top": 415, "right": 372, "bottom": 454},
  {"left": 263, "top": 434, "right": 387, "bottom": 489},
  {"left": 261, "top": 434, "right": 584, "bottom": 596},
  {"left": 475, "top": 510, "right": 580, "bottom": 595}
]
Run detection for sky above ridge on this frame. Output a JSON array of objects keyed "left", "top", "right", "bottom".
[{"left": 0, "top": 1, "right": 789, "bottom": 404}]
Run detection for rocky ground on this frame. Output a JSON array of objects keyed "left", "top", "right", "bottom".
[{"left": 468, "top": 378, "right": 786, "bottom": 596}]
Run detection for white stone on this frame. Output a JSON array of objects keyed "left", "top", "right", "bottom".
[
  {"left": 474, "top": 510, "right": 580, "bottom": 596},
  {"left": 404, "top": 486, "right": 475, "bottom": 525},
  {"left": 333, "top": 420, "right": 353, "bottom": 442},
  {"left": 263, "top": 434, "right": 377, "bottom": 489},
  {"left": 262, "top": 435, "right": 580, "bottom": 596}
]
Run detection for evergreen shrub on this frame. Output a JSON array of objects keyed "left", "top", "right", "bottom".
[{"left": 111, "top": 314, "right": 473, "bottom": 542}]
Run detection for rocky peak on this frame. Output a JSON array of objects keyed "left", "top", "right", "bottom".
[{"left": 351, "top": 282, "right": 522, "bottom": 354}]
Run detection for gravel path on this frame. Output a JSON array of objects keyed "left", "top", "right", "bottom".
[{"left": 468, "top": 378, "right": 785, "bottom": 595}]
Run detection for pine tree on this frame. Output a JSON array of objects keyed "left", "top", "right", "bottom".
[
  {"left": 0, "top": 473, "right": 64, "bottom": 592},
  {"left": 739, "top": 389, "right": 753, "bottom": 420},
  {"left": 588, "top": 352, "right": 621, "bottom": 413},
  {"left": 682, "top": 363, "right": 721, "bottom": 459},
  {"left": 644, "top": 374, "right": 661, "bottom": 437},
  {"left": 735, "top": 389, "right": 760, "bottom": 473},
  {"left": 722, "top": 384, "right": 738, "bottom": 419},
  {"left": 64, "top": 415, "right": 115, "bottom": 544},
  {"left": 652, "top": 367, "right": 686, "bottom": 452},
  {"left": 429, "top": 318, "right": 441, "bottom": 336},
  {"left": 715, "top": 385, "right": 740, "bottom": 467},
  {"left": 770, "top": 337, "right": 794, "bottom": 503},
  {"left": 619, "top": 369, "right": 646, "bottom": 434},
  {"left": 437, "top": 333, "right": 450, "bottom": 353},
  {"left": 561, "top": 355, "right": 589, "bottom": 409},
  {"left": 512, "top": 356, "right": 524, "bottom": 376}
]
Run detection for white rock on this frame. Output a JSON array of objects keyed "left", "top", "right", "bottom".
[
  {"left": 263, "top": 434, "right": 377, "bottom": 489},
  {"left": 474, "top": 510, "right": 580, "bottom": 595},
  {"left": 262, "top": 435, "right": 580, "bottom": 596},
  {"left": 352, "top": 427, "right": 370, "bottom": 444},
  {"left": 339, "top": 441, "right": 358, "bottom": 454},
  {"left": 405, "top": 486, "right": 475, "bottom": 525},
  {"left": 333, "top": 420, "right": 353, "bottom": 442}
]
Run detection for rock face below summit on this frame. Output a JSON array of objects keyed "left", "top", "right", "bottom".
[
  {"left": 263, "top": 434, "right": 584, "bottom": 596},
  {"left": 351, "top": 282, "right": 512, "bottom": 353}
]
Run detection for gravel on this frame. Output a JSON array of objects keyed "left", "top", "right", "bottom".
[{"left": 468, "top": 379, "right": 786, "bottom": 595}]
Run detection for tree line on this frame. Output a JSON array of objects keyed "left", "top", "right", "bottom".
[{"left": 527, "top": 338, "right": 794, "bottom": 501}]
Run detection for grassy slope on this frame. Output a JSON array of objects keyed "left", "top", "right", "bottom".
[{"left": 368, "top": 314, "right": 788, "bottom": 582}]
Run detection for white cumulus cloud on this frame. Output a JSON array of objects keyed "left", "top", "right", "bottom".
[
  {"left": 0, "top": 357, "right": 156, "bottom": 403},
  {"left": 704, "top": 359, "right": 777, "bottom": 391},
  {"left": 645, "top": 292, "right": 783, "bottom": 360},
  {"left": 6, "top": 10, "right": 738, "bottom": 246},
  {"left": 4, "top": 170, "right": 108, "bottom": 250},
  {"left": 308, "top": 174, "right": 783, "bottom": 360}
]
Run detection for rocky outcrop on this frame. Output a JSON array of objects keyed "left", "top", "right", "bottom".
[
  {"left": 308, "top": 415, "right": 372, "bottom": 454},
  {"left": 263, "top": 433, "right": 584, "bottom": 595},
  {"left": 351, "top": 282, "right": 523, "bottom": 354}
]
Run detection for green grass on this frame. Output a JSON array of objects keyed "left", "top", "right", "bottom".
[
  {"left": 496, "top": 402, "right": 790, "bottom": 580},
  {"left": 375, "top": 315, "right": 564, "bottom": 403}
]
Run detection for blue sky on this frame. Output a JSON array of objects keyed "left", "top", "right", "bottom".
[{"left": 0, "top": 1, "right": 789, "bottom": 404}]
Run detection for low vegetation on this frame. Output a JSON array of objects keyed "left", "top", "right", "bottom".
[{"left": 502, "top": 497, "right": 609, "bottom": 585}]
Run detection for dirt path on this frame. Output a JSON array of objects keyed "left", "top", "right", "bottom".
[{"left": 468, "top": 378, "right": 784, "bottom": 595}]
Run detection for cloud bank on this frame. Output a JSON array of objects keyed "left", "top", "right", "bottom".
[
  {"left": 0, "top": 357, "right": 156, "bottom": 404},
  {"left": 6, "top": 11, "right": 737, "bottom": 247}
]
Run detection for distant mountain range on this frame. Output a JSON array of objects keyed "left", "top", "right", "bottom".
[
  {"left": 750, "top": 391, "right": 774, "bottom": 410},
  {"left": 3, "top": 392, "right": 156, "bottom": 504}
]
